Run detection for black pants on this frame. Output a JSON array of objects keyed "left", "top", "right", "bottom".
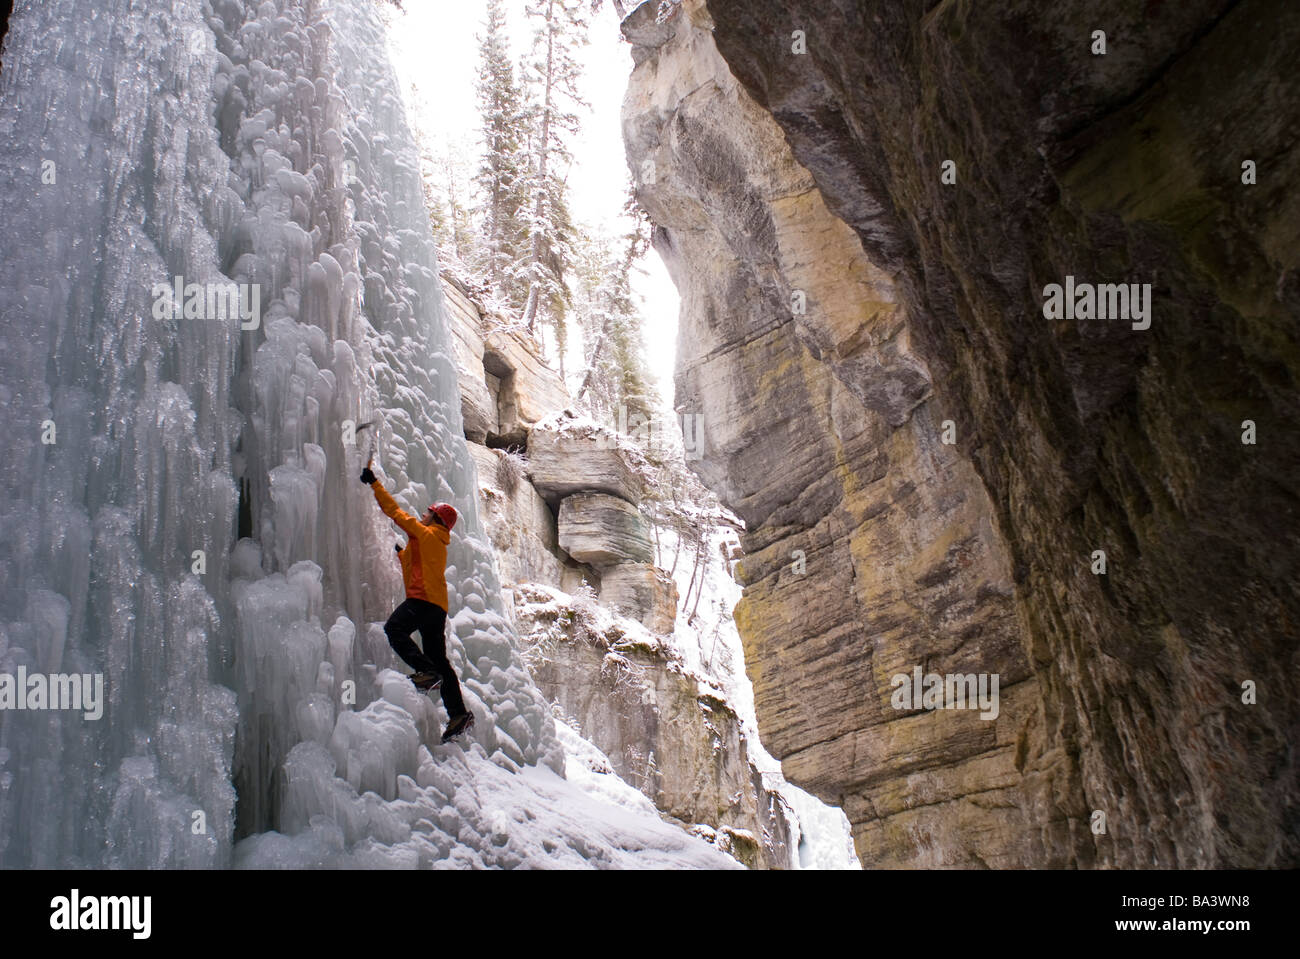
[{"left": 384, "top": 598, "right": 466, "bottom": 716}]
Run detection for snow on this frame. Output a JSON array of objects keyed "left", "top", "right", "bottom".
[
  {"left": 553, "top": 716, "right": 662, "bottom": 818},
  {"left": 235, "top": 671, "right": 740, "bottom": 870},
  {"left": 532, "top": 408, "right": 657, "bottom": 478},
  {"left": 515, "top": 573, "right": 862, "bottom": 868},
  {"left": 0, "top": 0, "right": 740, "bottom": 869},
  {"left": 656, "top": 522, "right": 863, "bottom": 870}
]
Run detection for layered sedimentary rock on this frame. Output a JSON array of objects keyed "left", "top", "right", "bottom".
[
  {"left": 625, "top": 0, "right": 1300, "bottom": 867},
  {"left": 516, "top": 583, "right": 792, "bottom": 868},
  {"left": 444, "top": 271, "right": 569, "bottom": 448},
  {"left": 444, "top": 275, "right": 498, "bottom": 446},
  {"left": 525, "top": 413, "right": 647, "bottom": 506},
  {"left": 624, "top": 0, "right": 1030, "bottom": 868},
  {"left": 441, "top": 274, "right": 803, "bottom": 865},
  {"left": 558, "top": 492, "right": 655, "bottom": 568},
  {"left": 445, "top": 287, "right": 674, "bottom": 626},
  {"left": 600, "top": 563, "right": 679, "bottom": 634},
  {"left": 481, "top": 327, "right": 571, "bottom": 448},
  {"left": 465, "top": 442, "right": 567, "bottom": 593}
]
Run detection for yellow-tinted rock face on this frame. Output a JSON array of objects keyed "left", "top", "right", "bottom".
[
  {"left": 625, "top": 0, "right": 1039, "bottom": 867},
  {"left": 627, "top": 0, "right": 1300, "bottom": 866}
]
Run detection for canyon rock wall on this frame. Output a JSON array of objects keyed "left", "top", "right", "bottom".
[
  {"left": 515, "top": 582, "right": 793, "bottom": 869},
  {"left": 443, "top": 273, "right": 793, "bottom": 865},
  {"left": 625, "top": 0, "right": 1300, "bottom": 867},
  {"left": 624, "top": 0, "right": 1037, "bottom": 867}
]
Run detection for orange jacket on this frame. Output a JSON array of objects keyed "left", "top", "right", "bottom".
[{"left": 371, "top": 479, "right": 451, "bottom": 611}]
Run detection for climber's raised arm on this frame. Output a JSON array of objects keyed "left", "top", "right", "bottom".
[{"left": 361, "top": 467, "right": 426, "bottom": 538}]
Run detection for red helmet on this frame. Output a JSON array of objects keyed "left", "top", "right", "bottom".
[{"left": 429, "top": 502, "right": 458, "bottom": 531}]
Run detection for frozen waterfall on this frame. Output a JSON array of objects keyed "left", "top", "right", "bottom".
[{"left": 0, "top": 0, "right": 734, "bottom": 869}]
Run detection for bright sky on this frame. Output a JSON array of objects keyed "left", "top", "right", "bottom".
[{"left": 382, "top": 0, "right": 680, "bottom": 404}]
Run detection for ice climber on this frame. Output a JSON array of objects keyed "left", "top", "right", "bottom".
[{"left": 360, "top": 465, "right": 475, "bottom": 743}]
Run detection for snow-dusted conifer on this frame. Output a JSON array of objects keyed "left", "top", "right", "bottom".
[
  {"left": 519, "top": 0, "right": 589, "bottom": 342},
  {"left": 572, "top": 193, "right": 655, "bottom": 428},
  {"left": 474, "top": 0, "right": 532, "bottom": 308}
]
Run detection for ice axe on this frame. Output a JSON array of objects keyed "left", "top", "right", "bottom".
[
  {"left": 356, "top": 420, "right": 376, "bottom": 468},
  {"left": 357, "top": 419, "right": 400, "bottom": 555}
]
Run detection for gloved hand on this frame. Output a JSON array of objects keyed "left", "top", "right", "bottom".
[
  {"left": 360, "top": 466, "right": 376, "bottom": 485},
  {"left": 394, "top": 543, "right": 402, "bottom": 553}
]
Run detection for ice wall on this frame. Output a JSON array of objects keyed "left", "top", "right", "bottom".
[
  {"left": 0, "top": 0, "right": 598, "bottom": 868},
  {"left": 0, "top": 0, "right": 242, "bottom": 868},
  {"left": 214, "top": 0, "right": 566, "bottom": 845}
]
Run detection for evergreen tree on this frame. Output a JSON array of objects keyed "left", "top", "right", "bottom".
[
  {"left": 590, "top": 0, "right": 629, "bottom": 19},
  {"left": 416, "top": 134, "right": 476, "bottom": 267},
  {"left": 473, "top": 0, "right": 531, "bottom": 309},
  {"left": 519, "top": 0, "right": 589, "bottom": 340},
  {"left": 407, "top": 79, "right": 475, "bottom": 270},
  {"left": 438, "top": 140, "right": 476, "bottom": 266},
  {"left": 573, "top": 192, "right": 655, "bottom": 427}
]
